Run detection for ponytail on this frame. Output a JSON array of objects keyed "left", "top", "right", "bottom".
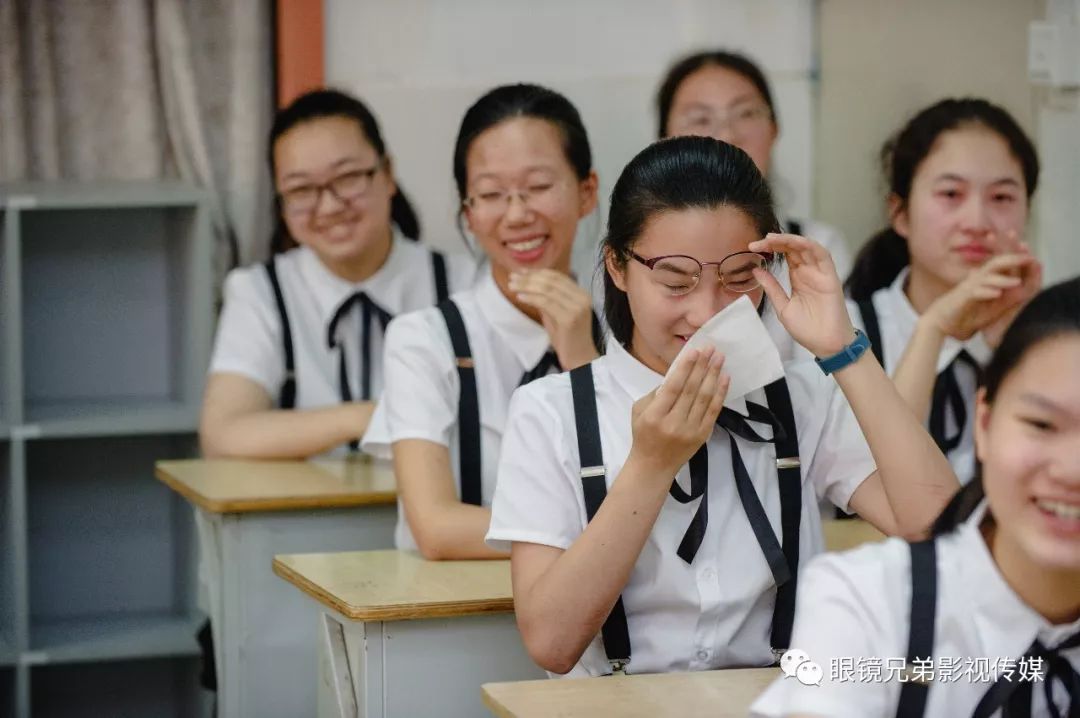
[{"left": 844, "top": 228, "right": 910, "bottom": 300}]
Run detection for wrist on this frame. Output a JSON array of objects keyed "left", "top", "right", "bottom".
[
  {"left": 624, "top": 449, "right": 679, "bottom": 489},
  {"left": 915, "top": 313, "right": 948, "bottom": 341},
  {"left": 815, "top": 328, "right": 872, "bottom": 376},
  {"left": 809, "top": 326, "right": 858, "bottom": 359}
]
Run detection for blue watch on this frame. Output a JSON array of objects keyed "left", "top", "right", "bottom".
[{"left": 815, "top": 329, "right": 872, "bottom": 375}]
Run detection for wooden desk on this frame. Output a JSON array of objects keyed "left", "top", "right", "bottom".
[
  {"left": 274, "top": 551, "right": 546, "bottom": 718},
  {"left": 482, "top": 667, "right": 780, "bottom": 718},
  {"left": 822, "top": 519, "right": 886, "bottom": 553},
  {"left": 157, "top": 459, "right": 397, "bottom": 718}
]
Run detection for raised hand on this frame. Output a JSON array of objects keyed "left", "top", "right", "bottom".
[
  {"left": 749, "top": 233, "right": 855, "bottom": 358},
  {"left": 924, "top": 246, "right": 1040, "bottom": 343},
  {"left": 627, "top": 347, "right": 729, "bottom": 481},
  {"left": 510, "top": 269, "right": 598, "bottom": 369}
]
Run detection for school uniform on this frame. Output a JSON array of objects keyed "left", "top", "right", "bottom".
[
  {"left": 751, "top": 501, "right": 1080, "bottom": 717},
  {"left": 486, "top": 337, "right": 877, "bottom": 678},
  {"left": 362, "top": 270, "right": 594, "bottom": 550},
  {"left": 208, "top": 229, "right": 479, "bottom": 455},
  {"left": 846, "top": 267, "right": 991, "bottom": 483}
]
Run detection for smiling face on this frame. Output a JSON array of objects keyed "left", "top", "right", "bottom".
[
  {"left": 665, "top": 64, "right": 777, "bottom": 175},
  {"left": 976, "top": 333, "right": 1080, "bottom": 573},
  {"left": 273, "top": 115, "right": 396, "bottom": 278},
  {"left": 606, "top": 205, "right": 765, "bottom": 375},
  {"left": 462, "top": 116, "right": 597, "bottom": 282},
  {"left": 893, "top": 125, "right": 1029, "bottom": 297}
]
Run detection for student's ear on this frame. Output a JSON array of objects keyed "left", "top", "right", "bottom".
[
  {"left": 578, "top": 170, "right": 599, "bottom": 218},
  {"left": 974, "top": 387, "right": 991, "bottom": 464},
  {"left": 888, "top": 193, "right": 910, "bottom": 239},
  {"left": 604, "top": 245, "right": 629, "bottom": 293},
  {"left": 382, "top": 154, "right": 398, "bottom": 198}
]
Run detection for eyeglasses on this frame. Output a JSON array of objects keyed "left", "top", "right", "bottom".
[
  {"left": 627, "top": 250, "right": 772, "bottom": 296},
  {"left": 278, "top": 163, "right": 382, "bottom": 214},
  {"left": 463, "top": 181, "right": 564, "bottom": 220},
  {"left": 668, "top": 104, "right": 772, "bottom": 139}
]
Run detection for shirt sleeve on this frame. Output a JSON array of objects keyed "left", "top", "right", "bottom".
[
  {"left": 806, "top": 372, "right": 878, "bottom": 512},
  {"left": 208, "top": 267, "right": 284, "bottom": 398},
  {"left": 486, "top": 380, "right": 584, "bottom": 553},
  {"left": 360, "top": 310, "right": 457, "bottom": 457},
  {"left": 749, "top": 545, "right": 905, "bottom": 718}
]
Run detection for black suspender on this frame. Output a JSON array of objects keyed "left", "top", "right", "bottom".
[
  {"left": 765, "top": 379, "right": 803, "bottom": 652},
  {"left": 570, "top": 364, "right": 632, "bottom": 674},
  {"left": 437, "top": 299, "right": 483, "bottom": 506},
  {"left": 568, "top": 364, "right": 803, "bottom": 673},
  {"left": 895, "top": 539, "right": 938, "bottom": 718},
  {"left": 856, "top": 299, "right": 885, "bottom": 366},
  {"left": 431, "top": 250, "right": 449, "bottom": 304},
  {"left": 264, "top": 258, "right": 297, "bottom": 409},
  {"left": 264, "top": 249, "right": 452, "bottom": 415}
]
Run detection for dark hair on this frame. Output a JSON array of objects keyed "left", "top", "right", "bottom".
[
  {"left": 268, "top": 89, "right": 420, "bottom": 254},
  {"left": 846, "top": 98, "right": 1039, "bottom": 300},
  {"left": 930, "top": 277, "right": 1080, "bottom": 536},
  {"left": 602, "top": 136, "right": 782, "bottom": 347},
  {"left": 452, "top": 83, "right": 593, "bottom": 208},
  {"left": 656, "top": 50, "right": 777, "bottom": 139}
]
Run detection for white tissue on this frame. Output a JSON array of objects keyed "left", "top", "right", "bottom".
[{"left": 666, "top": 295, "right": 785, "bottom": 410}]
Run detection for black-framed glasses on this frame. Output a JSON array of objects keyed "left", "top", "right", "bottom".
[
  {"left": 278, "top": 162, "right": 382, "bottom": 214},
  {"left": 628, "top": 250, "right": 773, "bottom": 296}
]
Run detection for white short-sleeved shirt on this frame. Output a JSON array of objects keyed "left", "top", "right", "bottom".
[
  {"left": 751, "top": 502, "right": 1080, "bottom": 718},
  {"left": 486, "top": 337, "right": 877, "bottom": 677},
  {"left": 846, "top": 267, "right": 991, "bottom": 483},
  {"left": 208, "top": 231, "right": 479, "bottom": 455},
  {"left": 362, "top": 270, "right": 558, "bottom": 550}
]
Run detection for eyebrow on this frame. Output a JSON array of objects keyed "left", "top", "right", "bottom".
[
  {"left": 674, "top": 94, "right": 760, "bottom": 114},
  {"left": 932, "top": 173, "right": 1022, "bottom": 188},
  {"left": 469, "top": 166, "right": 557, "bottom": 182},
  {"left": 280, "top": 157, "right": 365, "bottom": 182},
  {"left": 1018, "top": 392, "right": 1075, "bottom": 417}
]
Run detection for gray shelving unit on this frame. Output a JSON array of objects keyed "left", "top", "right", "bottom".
[{"left": 0, "top": 182, "right": 213, "bottom": 718}]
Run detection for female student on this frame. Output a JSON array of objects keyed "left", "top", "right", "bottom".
[
  {"left": 657, "top": 50, "right": 852, "bottom": 279},
  {"left": 487, "top": 136, "right": 960, "bottom": 677},
  {"left": 200, "top": 88, "right": 478, "bottom": 459},
  {"left": 845, "top": 99, "right": 1042, "bottom": 485},
  {"left": 361, "top": 84, "right": 602, "bottom": 559},
  {"left": 751, "top": 277, "right": 1080, "bottom": 717}
]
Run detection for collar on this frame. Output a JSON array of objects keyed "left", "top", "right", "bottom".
[
  {"left": 885, "top": 267, "right": 993, "bottom": 370},
  {"left": 603, "top": 336, "right": 749, "bottom": 414},
  {"left": 473, "top": 269, "right": 552, "bottom": 371},
  {"left": 962, "top": 501, "right": 1080, "bottom": 651},
  {"left": 300, "top": 228, "right": 413, "bottom": 333}
]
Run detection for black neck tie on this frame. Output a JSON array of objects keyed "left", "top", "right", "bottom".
[
  {"left": 929, "top": 350, "right": 983, "bottom": 454},
  {"left": 972, "top": 631, "right": 1080, "bottom": 718},
  {"left": 326, "top": 292, "right": 392, "bottom": 449},
  {"left": 667, "top": 402, "right": 792, "bottom": 592},
  {"left": 519, "top": 350, "right": 561, "bottom": 386}
]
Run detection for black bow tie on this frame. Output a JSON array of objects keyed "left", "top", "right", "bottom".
[
  {"left": 972, "top": 631, "right": 1080, "bottom": 718},
  {"left": 326, "top": 291, "right": 393, "bottom": 449},
  {"left": 667, "top": 402, "right": 791, "bottom": 592},
  {"left": 519, "top": 350, "right": 562, "bottom": 386},
  {"left": 929, "top": 349, "right": 983, "bottom": 456}
]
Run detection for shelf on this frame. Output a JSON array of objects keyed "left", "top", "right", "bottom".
[
  {"left": 0, "top": 633, "right": 14, "bottom": 666},
  {"left": 17, "top": 400, "right": 198, "bottom": 439},
  {"left": 0, "top": 181, "right": 205, "bottom": 210},
  {"left": 25, "top": 613, "right": 202, "bottom": 665}
]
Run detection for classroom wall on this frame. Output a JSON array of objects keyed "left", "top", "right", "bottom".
[
  {"left": 817, "top": 0, "right": 1044, "bottom": 259},
  {"left": 324, "top": 0, "right": 820, "bottom": 276}
]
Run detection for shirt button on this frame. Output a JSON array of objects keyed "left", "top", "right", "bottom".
[
  {"left": 697, "top": 650, "right": 709, "bottom": 661},
  {"left": 701, "top": 568, "right": 715, "bottom": 580}
]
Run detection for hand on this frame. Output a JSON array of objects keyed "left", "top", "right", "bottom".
[
  {"left": 510, "top": 269, "right": 598, "bottom": 369},
  {"left": 923, "top": 249, "right": 1039, "bottom": 342},
  {"left": 626, "top": 347, "right": 729, "bottom": 480},
  {"left": 749, "top": 233, "right": 855, "bottom": 357}
]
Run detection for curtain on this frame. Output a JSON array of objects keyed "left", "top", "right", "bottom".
[{"left": 0, "top": 0, "right": 274, "bottom": 278}]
